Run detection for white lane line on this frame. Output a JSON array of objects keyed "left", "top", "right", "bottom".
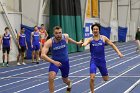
[
  {"left": 53, "top": 55, "right": 140, "bottom": 92},
  {"left": 0, "top": 45, "right": 135, "bottom": 87},
  {"left": 13, "top": 66, "right": 90, "bottom": 93},
  {"left": 23, "top": 49, "right": 137, "bottom": 93},
  {"left": 124, "top": 78, "right": 140, "bottom": 93},
  {"left": 3, "top": 45, "right": 137, "bottom": 92},
  {"left": 13, "top": 50, "right": 137, "bottom": 93},
  {"left": 0, "top": 63, "right": 47, "bottom": 74},
  {"left": 58, "top": 76, "right": 140, "bottom": 78},
  {"left": 0, "top": 46, "right": 136, "bottom": 89},
  {"left": 0, "top": 60, "right": 90, "bottom": 88},
  {"left": 0, "top": 43, "right": 134, "bottom": 74},
  {"left": 0, "top": 67, "right": 49, "bottom": 80},
  {"left": 93, "top": 64, "right": 140, "bottom": 91},
  {"left": 69, "top": 43, "right": 134, "bottom": 59},
  {"left": 0, "top": 60, "right": 94, "bottom": 92},
  {"left": 3, "top": 76, "right": 139, "bottom": 78},
  {"left": 1, "top": 45, "right": 135, "bottom": 80}
]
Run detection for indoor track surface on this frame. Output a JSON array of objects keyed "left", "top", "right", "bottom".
[{"left": 0, "top": 41, "right": 140, "bottom": 93}]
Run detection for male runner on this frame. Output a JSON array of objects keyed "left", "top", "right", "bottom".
[
  {"left": 41, "top": 26, "right": 83, "bottom": 93},
  {"left": 0, "top": 27, "right": 12, "bottom": 67},
  {"left": 17, "top": 27, "right": 28, "bottom": 65},
  {"left": 82, "top": 23, "right": 123, "bottom": 93},
  {"left": 31, "top": 26, "right": 40, "bottom": 64}
]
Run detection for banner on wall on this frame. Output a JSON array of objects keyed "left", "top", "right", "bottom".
[
  {"left": 92, "top": 0, "right": 99, "bottom": 17},
  {"left": 118, "top": 26, "right": 127, "bottom": 42},
  {"left": 100, "top": 26, "right": 111, "bottom": 39},
  {"left": 84, "top": 23, "right": 93, "bottom": 38},
  {"left": 86, "top": 0, "right": 91, "bottom": 18}
]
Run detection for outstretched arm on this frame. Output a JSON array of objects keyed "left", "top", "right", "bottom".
[
  {"left": 82, "top": 38, "right": 92, "bottom": 47},
  {"left": 41, "top": 39, "right": 62, "bottom": 67},
  {"left": 64, "top": 34, "right": 83, "bottom": 45},
  {"left": 104, "top": 36, "right": 123, "bottom": 58}
]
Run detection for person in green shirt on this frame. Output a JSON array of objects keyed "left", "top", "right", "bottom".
[{"left": 135, "top": 27, "right": 140, "bottom": 52}]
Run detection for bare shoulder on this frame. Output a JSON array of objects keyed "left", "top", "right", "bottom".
[
  {"left": 38, "top": 31, "right": 41, "bottom": 34},
  {"left": 10, "top": 34, "right": 12, "bottom": 38},
  {"left": 63, "top": 34, "right": 69, "bottom": 41},
  {"left": 44, "top": 38, "right": 52, "bottom": 48},
  {"left": 31, "top": 32, "right": 33, "bottom": 35},
  {"left": 18, "top": 32, "right": 20, "bottom": 36},
  {"left": 87, "top": 37, "right": 93, "bottom": 41},
  {"left": 101, "top": 35, "right": 108, "bottom": 40},
  {"left": 101, "top": 35, "right": 106, "bottom": 38},
  {"left": 63, "top": 33, "right": 69, "bottom": 37}
]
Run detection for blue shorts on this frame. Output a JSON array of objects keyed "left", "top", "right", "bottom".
[
  {"left": 49, "top": 60, "right": 69, "bottom": 78},
  {"left": 90, "top": 58, "right": 108, "bottom": 76},
  {"left": 32, "top": 45, "right": 40, "bottom": 51}
]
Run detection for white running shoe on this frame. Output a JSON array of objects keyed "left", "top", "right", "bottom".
[
  {"left": 2, "top": 63, "right": 5, "bottom": 67},
  {"left": 22, "top": 62, "right": 26, "bottom": 65},
  {"left": 17, "top": 62, "right": 21, "bottom": 66}
]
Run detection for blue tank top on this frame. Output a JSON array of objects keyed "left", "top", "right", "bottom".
[
  {"left": 32, "top": 32, "right": 40, "bottom": 45},
  {"left": 2, "top": 34, "right": 10, "bottom": 47},
  {"left": 19, "top": 33, "right": 26, "bottom": 46},
  {"left": 90, "top": 36, "right": 105, "bottom": 59},
  {"left": 51, "top": 35, "right": 69, "bottom": 62}
]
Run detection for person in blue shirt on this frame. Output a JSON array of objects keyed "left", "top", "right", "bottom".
[
  {"left": 82, "top": 23, "right": 123, "bottom": 93},
  {"left": 31, "top": 26, "right": 40, "bottom": 64},
  {"left": 41, "top": 26, "right": 83, "bottom": 93},
  {"left": 17, "top": 27, "right": 28, "bottom": 65},
  {"left": 0, "top": 27, "right": 12, "bottom": 67}
]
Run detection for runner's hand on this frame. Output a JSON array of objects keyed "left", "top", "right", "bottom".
[
  {"left": 54, "top": 61, "right": 62, "bottom": 67},
  {"left": 118, "top": 53, "right": 123, "bottom": 58}
]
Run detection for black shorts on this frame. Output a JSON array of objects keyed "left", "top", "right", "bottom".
[
  {"left": 18, "top": 46, "right": 26, "bottom": 53},
  {"left": 3, "top": 46, "right": 10, "bottom": 54}
]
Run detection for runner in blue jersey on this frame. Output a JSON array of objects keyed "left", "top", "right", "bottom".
[
  {"left": 41, "top": 26, "right": 83, "bottom": 93},
  {"left": 17, "top": 27, "right": 28, "bottom": 65},
  {"left": 31, "top": 26, "right": 40, "bottom": 64},
  {"left": 82, "top": 23, "right": 123, "bottom": 93},
  {"left": 0, "top": 27, "right": 12, "bottom": 67}
]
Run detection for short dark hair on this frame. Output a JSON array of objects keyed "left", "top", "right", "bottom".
[
  {"left": 34, "top": 25, "right": 38, "bottom": 29},
  {"left": 91, "top": 23, "right": 101, "bottom": 31},
  {"left": 53, "top": 26, "right": 62, "bottom": 32},
  {"left": 21, "top": 27, "right": 24, "bottom": 30},
  {"left": 41, "top": 24, "right": 44, "bottom": 26},
  {"left": 5, "top": 27, "right": 9, "bottom": 31}
]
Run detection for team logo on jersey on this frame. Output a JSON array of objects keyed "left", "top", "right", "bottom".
[
  {"left": 92, "top": 42, "right": 102, "bottom": 46},
  {"left": 20, "top": 35, "right": 26, "bottom": 37},
  {"left": 3, "top": 36, "right": 10, "bottom": 39},
  {"left": 53, "top": 45, "right": 66, "bottom": 50}
]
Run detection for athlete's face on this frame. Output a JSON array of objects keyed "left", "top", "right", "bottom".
[
  {"left": 34, "top": 27, "right": 38, "bottom": 31},
  {"left": 21, "top": 28, "right": 25, "bottom": 33},
  {"left": 41, "top": 26, "right": 45, "bottom": 30},
  {"left": 92, "top": 26, "right": 100, "bottom": 36},
  {"left": 54, "top": 29, "right": 62, "bottom": 41},
  {"left": 5, "top": 29, "right": 9, "bottom": 34}
]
